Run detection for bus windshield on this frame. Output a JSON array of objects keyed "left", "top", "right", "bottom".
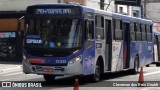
[{"left": 26, "top": 19, "right": 82, "bottom": 48}]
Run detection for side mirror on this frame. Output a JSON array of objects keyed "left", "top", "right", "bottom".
[{"left": 17, "top": 16, "right": 24, "bottom": 35}]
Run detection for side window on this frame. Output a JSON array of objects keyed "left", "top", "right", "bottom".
[
  {"left": 114, "top": 19, "right": 122, "bottom": 40},
  {"left": 135, "top": 23, "right": 141, "bottom": 41},
  {"left": 95, "top": 15, "right": 104, "bottom": 39},
  {"left": 130, "top": 22, "right": 135, "bottom": 41},
  {"left": 154, "top": 34, "right": 157, "bottom": 44},
  {"left": 105, "top": 19, "right": 111, "bottom": 44},
  {"left": 28, "top": 19, "right": 35, "bottom": 34},
  {"left": 146, "top": 25, "right": 152, "bottom": 42},
  {"left": 141, "top": 24, "right": 146, "bottom": 41},
  {"left": 85, "top": 19, "right": 94, "bottom": 39}
]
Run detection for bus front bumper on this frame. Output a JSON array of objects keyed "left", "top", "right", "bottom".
[{"left": 22, "top": 60, "right": 83, "bottom": 76}]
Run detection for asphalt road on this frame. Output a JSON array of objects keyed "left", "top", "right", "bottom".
[{"left": 0, "top": 64, "right": 160, "bottom": 90}]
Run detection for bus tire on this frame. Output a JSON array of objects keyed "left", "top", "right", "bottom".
[
  {"left": 146, "top": 64, "right": 150, "bottom": 67},
  {"left": 156, "top": 63, "right": 160, "bottom": 67},
  {"left": 90, "top": 61, "right": 101, "bottom": 82},
  {"left": 130, "top": 56, "right": 139, "bottom": 74},
  {"left": 43, "top": 75, "right": 56, "bottom": 82}
]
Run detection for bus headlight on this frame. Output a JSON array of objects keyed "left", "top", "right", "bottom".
[{"left": 68, "top": 55, "right": 82, "bottom": 65}]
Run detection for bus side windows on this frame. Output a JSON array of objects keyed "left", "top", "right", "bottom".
[
  {"left": 130, "top": 22, "right": 136, "bottom": 41},
  {"left": 135, "top": 23, "right": 142, "bottom": 41},
  {"left": 95, "top": 15, "right": 104, "bottom": 39},
  {"left": 146, "top": 25, "right": 152, "bottom": 42},
  {"left": 141, "top": 24, "right": 146, "bottom": 41},
  {"left": 114, "top": 19, "right": 122, "bottom": 40}
]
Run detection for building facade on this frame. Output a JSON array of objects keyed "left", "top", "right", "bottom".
[
  {"left": 0, "top": 0, "right": 58, "bottom": 61},
  {"left": 145, "top": 1, "right": 160, "bottom": 33},
  {"left": 116, "top": 5, "right": 141, "bottom": 18},
  {"left": 62, "top": 0, "right": 115, "bottom": 12}
]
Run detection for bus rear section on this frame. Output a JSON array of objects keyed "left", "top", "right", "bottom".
[
  {"left": 153, "top": 34, "right": 160, "bottom": 66},
  {"left": 112, "top": 13, "right": 153, "bottom": 72}
]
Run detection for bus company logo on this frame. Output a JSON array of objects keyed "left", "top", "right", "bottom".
[
  {"left": 113, "top": 46, "right": 118, "bottom": 51},
  {"left": 2, "top": 82, "right": 11, "bottom": 87},
  {"left": 40, "top": 59, "right": 46, "bottom": 63},
  {"left": 26, "top": 39, "right": 42, "bottom": 44}
]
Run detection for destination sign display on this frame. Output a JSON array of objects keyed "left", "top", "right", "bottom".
[
  {"left": 27, "top": 7, "right": 81, "bottom": 15},
  {"left": 36, "top": 8, "right": 72, "bottom": 14}
]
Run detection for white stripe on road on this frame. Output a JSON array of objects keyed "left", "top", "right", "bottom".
[
  {"left": 144, "top": 70, "right": 160, "bottom": 76},
  {"left": 0, "top": 69, "right": 22, "bottom": 75},
  {"left": 140, "top": 87, "right": 156, "bottom": 90},
  {"left": 0, "top": 66, "right": 22, "bottom": 75},
  {"left": 135, "top": 69, "right": 160, "bottom": 77},
  {"left": 0, "top": 66, "right": 21, "bottom": 71},
  {"left": 3, "top": 72, "right": 23, "bottom": 76}
]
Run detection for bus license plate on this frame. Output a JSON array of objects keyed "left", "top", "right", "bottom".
[{"left": 42, "top": 68, "right": 54, "bottom": 72}]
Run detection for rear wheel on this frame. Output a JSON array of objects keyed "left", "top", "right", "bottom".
[
  {"left": 43, "top": 75, "right": 56, "bottom": 82},
  {"left": 130, "top": 56, "right": 139, "bottom": 74},
  {"left": 156, "top": 63, "right": 160, "bottom": 67},
  {"left": 146, "top": 64, "right": 150, "bottom": 67}
]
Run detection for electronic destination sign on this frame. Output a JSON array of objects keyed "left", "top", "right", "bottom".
[
  {"left": 35, "top": 8, "right": 72, "bottom": 15},
  {"left": 27, "top": 6, "right": 81, "bottom": 15}
]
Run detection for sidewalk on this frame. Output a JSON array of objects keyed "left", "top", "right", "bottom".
[{"left": 0, "top": 61, "right": 22, "bottom": 73}]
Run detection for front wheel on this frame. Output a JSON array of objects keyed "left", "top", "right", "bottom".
[
  {"left": 90, "top": 62, "right": 101, "bottom": 82},
  {"left": 43, "top": 75, "right": 56, "bottom": 82}
]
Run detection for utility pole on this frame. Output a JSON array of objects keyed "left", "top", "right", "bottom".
[
  {"left": 58, "top": 0, "right": 61, "bottom": 3},
  {"left": 115, "top": 4, "right": 118, "bottom": 13},
  {"left": 143, "top": 0, "right": 147, "bottom": 18},
  {"left": 100, "top": 0, "right": 105, "bottom": 10}
]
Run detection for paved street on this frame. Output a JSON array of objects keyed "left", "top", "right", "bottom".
[{"left": 0, "top": 63, "right": 160, "bottom": 90}]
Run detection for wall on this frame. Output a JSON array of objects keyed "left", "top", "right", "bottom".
[
  {"left": 62, "top": 0, "right": 115, "bottom": 12},
  {"left": 117, "top": 5, "right": 141, "bottom": 17},
  {"left": 146, "top": 3, "right": 160, "bottom": 22},
  {"left": 0, "top": 0, "right": 58, "bottom": 11},
  {"left": 87, "top": 0, "right": 114, "bottom": 12},
  {"left": 64, "top": 0, "right": 86, "bottom": 5},
  {"left": 0, "top": 19, "right": 24, "bottom": 32}
]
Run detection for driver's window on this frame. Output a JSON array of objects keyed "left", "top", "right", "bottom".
[
  {"left": 28, "top": 19, "right": 34, "bottom": 34},
  {"left": 85, "top": 19, "right": 94, "bottom": 40}
]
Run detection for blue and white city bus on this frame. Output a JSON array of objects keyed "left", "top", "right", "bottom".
[{"left": 22, "top": 3, "right": 153, "bottom": 82}]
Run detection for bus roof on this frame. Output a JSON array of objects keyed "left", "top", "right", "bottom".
[
  {"left": 113, "top": 13, "right": 153, "bottom": 25},
  {"left": 27, "top": 3, "right": 83, "bottom": 8},
  {"left": 26, "top": 3, "right": 152, "bottom": 25}
]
